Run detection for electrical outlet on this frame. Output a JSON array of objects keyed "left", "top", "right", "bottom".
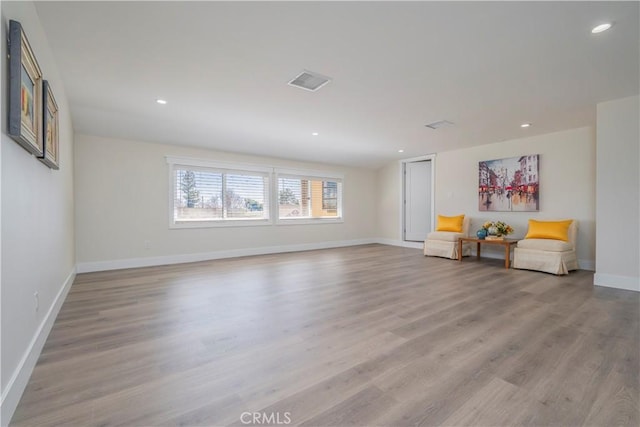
[
  {"left": 34, "top": 291, "right": 39, "bottom": 313},
  {"left": 144, "top": 240, "right": 151, "bottom": 250}
]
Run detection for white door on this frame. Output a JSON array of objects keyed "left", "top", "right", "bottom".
[{"left": 404, "top": 160, "right": 432, "bottom": 242}]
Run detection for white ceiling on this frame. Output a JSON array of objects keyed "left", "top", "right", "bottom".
[{"left": 35, "top": 1, "right": 639, "bottom": 168}]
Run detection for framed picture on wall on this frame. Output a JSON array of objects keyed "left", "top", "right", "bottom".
[
  {"left": 39, "top": 81, "right": 60, "bottom": 169},
  {"left": 478, "top": 154, "right": 539, "bottom": 212},
  {"left": 8, "top": 20, "right": 44, "bottom": 157}
]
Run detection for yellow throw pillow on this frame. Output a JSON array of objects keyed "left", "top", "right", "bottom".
[
  {"left": 525, "top": 219, "right": 573, "bottom": 242},
  {"left": 436, "top": 214, "right": 465, "bottom": 232}
]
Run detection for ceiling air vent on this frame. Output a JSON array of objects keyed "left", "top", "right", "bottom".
[
  {"left": 288, "top": 70, "right": 332, "bottom": 92},
  {"left": 425, "top": 120, "right": 454, "bottom": 130}
]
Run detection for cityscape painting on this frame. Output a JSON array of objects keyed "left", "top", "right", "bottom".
[{"left": 479, "top": 154, "right": 539, "bottom": 211}]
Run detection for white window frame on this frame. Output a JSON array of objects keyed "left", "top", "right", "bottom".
[
  {"left": 167, "top": 156, "right": 273, "bottom": 229},
  {"left": 274, "top": 168, "right": 344, "bottom": 225}
]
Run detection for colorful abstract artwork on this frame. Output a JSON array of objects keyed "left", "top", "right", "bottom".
[{"left": 479, "top": 155, "right": 539, "bottom": 212}]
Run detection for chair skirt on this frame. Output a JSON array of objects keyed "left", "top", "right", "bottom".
[
  {"left": 513, "top": 248, "right": 578, "bottom": 275},
  {"left": 424, "top": 240, "right": 471, "bottom": 260}
]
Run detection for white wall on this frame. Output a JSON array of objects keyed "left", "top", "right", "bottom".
[
  {"left": 595, "top": 95, "right": 639, "bottom": 291},
  {"left": 376, "top": 160, "right": 402, "bottom": 241},
  {"left": 377, "top": 127, "right": 596, "bottom": 267},
  {"left": 74, "top": 134, "right": 377, "bottom": 271},
  {"left": 0, "top": 3, "right": 76, "bottom": 424}
]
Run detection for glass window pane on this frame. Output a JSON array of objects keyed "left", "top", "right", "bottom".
[
  {"left": 174, "top": 168, "right": 269, "bottom": 223},
  {"left": 278, "top": 178, "right": 310, "bottom": 218},
  {"left": 175, "top": 169, "right": 223, "bottom": 221},
  {"left": 278, "top": 176, "right": 341, "bottom": 220},
  {"left": 322, "top": 181, "right": 338, "bottom": 212},
  {"left": 226, "top": 174, "right": 268, "bottom": 219}
]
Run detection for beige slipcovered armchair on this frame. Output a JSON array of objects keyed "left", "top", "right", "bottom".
[
  {"left": 424, "top": 215, "right": 472, "bottom": 259},
  {"left": 513, "top": 219, "right": 578, "bottom": 275}
]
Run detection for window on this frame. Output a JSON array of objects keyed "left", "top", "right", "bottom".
[
  {"left": 276, "top": 170, "right": 343, "bottom": 222},
  {"left": 168, "top": 157, "right": 270, "bottom": 228},
  {"left": 167, "top": 158, "right": 344, "bottom": 227}
]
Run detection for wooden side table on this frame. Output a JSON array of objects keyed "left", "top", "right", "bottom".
[{"left": 458, "top": 237, "right": 519, "bottom": 269}]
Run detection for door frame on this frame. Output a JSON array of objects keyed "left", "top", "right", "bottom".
[{"left": 400, "top": 154, "right": 436, "bottom": 243}]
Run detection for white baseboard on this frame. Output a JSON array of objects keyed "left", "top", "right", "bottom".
[
  {"left": 76, "top": 239, "right": 378, "bottom": 273},
  {"left": 0, "top": 267, "right": 77, "bottom": 426},
  {"left": 594, "top": 273, "right": 640, "bottom": 292},
  {"left": 77, "top": 238, "right": 597, "bottom": 275},
  {"left": 375, "top": 238, "right": 424, "bottom": 249}
]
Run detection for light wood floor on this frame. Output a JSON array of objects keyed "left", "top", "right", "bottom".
[{"left": 11, "top": 244, "right": 640, "bottom": 426}]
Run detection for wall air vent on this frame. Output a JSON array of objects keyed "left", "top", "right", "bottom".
[
  {"left": 425, "top": 120, "right": 454, "bottom": 129},
  {"left": 288, "top": 70, "right": 332, "bottom": 92}
]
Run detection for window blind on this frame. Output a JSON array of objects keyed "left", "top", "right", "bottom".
[
  {"left": 277, "top": 175, "right": 342, "bottom": 220},
  {"left": 173, "top": 166, "right": 269, "bottom": 223}
]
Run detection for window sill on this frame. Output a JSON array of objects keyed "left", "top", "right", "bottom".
[
  {"left": 276, "top": 218, "right": 344, "bottom": 226},
  {"left": 170, "top": 219, "right": 272, "bottom": 229}
]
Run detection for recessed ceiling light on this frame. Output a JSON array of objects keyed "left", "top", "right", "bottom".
[
  {"left": 520, "top": 123, "right": 531, "bottom": 128},
  {"left": 398, "top": 149, "right": 404, "bottom": 153},
  {"left": 312, "top": 132, "right": 319, "bottom": 136},
  {"left": 591, "top": 23, "right": 612, "bottom": 34},
  {"left": 156, "top": 99, "right": 167, "bottom": 105}
]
